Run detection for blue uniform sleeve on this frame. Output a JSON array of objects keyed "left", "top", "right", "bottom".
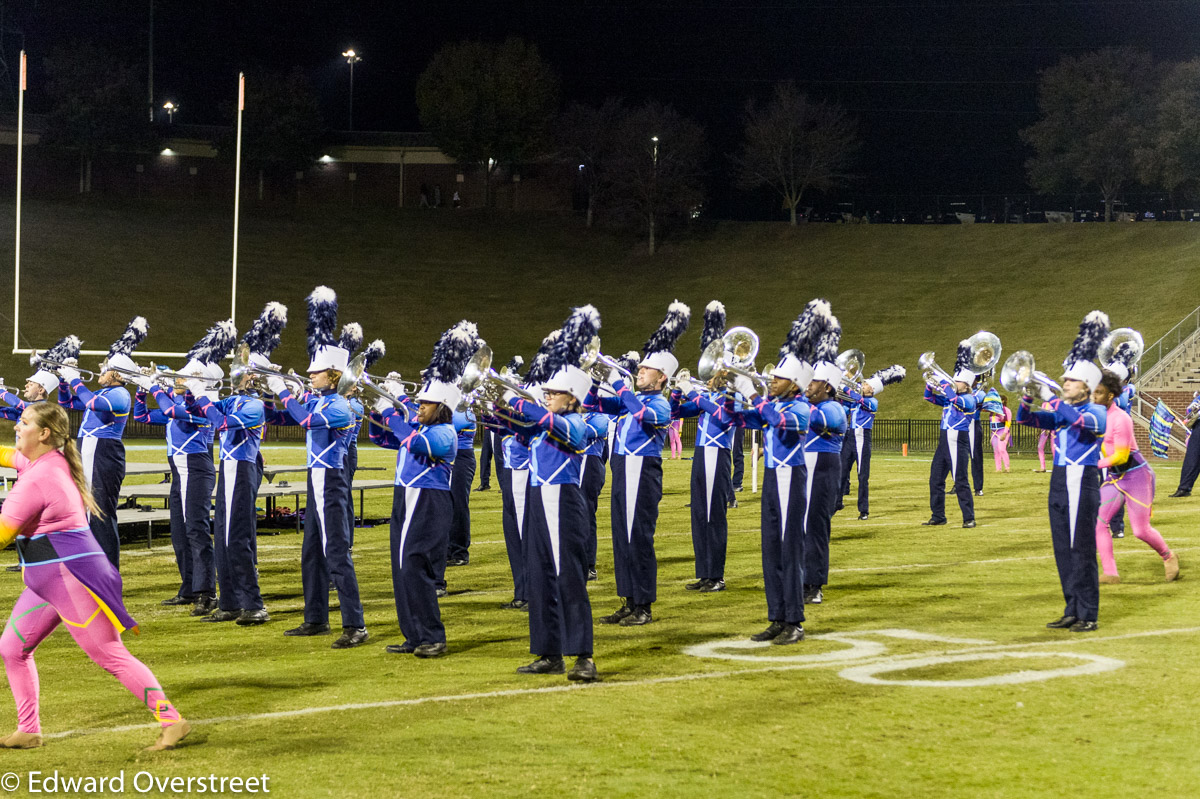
[
  {"left": 924, "top": 383, "right": 950, "bottom": 408},
  {"left": 584, "top": 413, "right": 609, "bottom": 443},
  {"left": 1014, "top": 398, "right": 1057, "bottom": 429},
  {"left": 509, "top": 399, "right": 586, "bottom": 450},
  {"left": 950, "top": 390, "right": 976, "bottom": 415},
  {"left": 1054, "top": 399, "right": 1106, "bottom": 435},
  {"left": 193, "top": 396, "right": 265, "bottom": 432},
  {"left": 809, "top": 401, "right": 846, "bottom": 436},
  {"left": 367, "top": 412, "right": 401, "bottom": 450},
  {"left": 149, "top": 386, "right": 208, "bottom": 424},
  {"left": 133, "top": 391, "right": 169, "bottom": 425},
  {"left": 0, "top": 391, "right": 26, "bottom": 412},
  {"left": 752, "top": 396, "right": 809, "bottom": 432},
  {"left": 279, "top": 391, "right": 351, "bottom": 430},
  {"left": 57, "top": 379, "right": 84, "bottom": 411},
  {"left": 689, "top": 390, "right": 736, "bottom": 430},
  {"left": 68, "top": 382, "right": 129, "bottom": 423}
]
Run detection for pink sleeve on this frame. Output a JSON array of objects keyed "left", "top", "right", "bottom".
[
  {"left": 1098, "top": 411, "right": 1135, "bottom": 468},
  {"left": 0, "top": 479, "right": 43, "bottom": 540}
]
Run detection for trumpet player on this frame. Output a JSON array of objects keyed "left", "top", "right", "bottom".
[
  {"left": 969, "top": 374, "right": 987, "bottom": 496},
  {"left": 56, "top": 318, "right": 148, "bottom": 569},
  {"left": 183, "top": 303, "right": 288, "bottom": 626},
  {"left": 370, "top": 322, "right": 477, "bottom": 660},
  {"left": 132, "top": 320, "right": 235, "bottom": 616},
  {"left": 586, "top": 302, "right": 689, "bottom": 628},
  {"left": 922, "top": 342, "right": 977, "bottom": 529},
  {"left": 274, "top": 287, "right": 367, "bottom": 650},
  {"left": 839, "top": 366, "right": 904, "bottom": 520},
  {"left": 0, "top": 338, "right": 75, "bottom": 420},
  {"left": 1016, "top": 312, "right": 1109, "bottom": 632},
  {"left": 672, "top": 301, "right": 736, "bottom": 593}
]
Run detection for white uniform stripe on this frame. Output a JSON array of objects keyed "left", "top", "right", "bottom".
[
  {"left": 624, "top": 455, "right": 644, "bottom": 543},
  {"left": 222, "top": 459, "right": 238, "bottom": 545},
  {"left": 397, "top": 486, "right": 421, "bottom": 570},
  {"left": 172, "top": 454, "right": 191, "bottom": 523},
  {"left": 542, "top": 484, "right": 562, "bottom": 576},
  {"left": 312, "top": 468, "right": 328, "bottom": 554},
  {"left": 512, "top": 469, "right": 529, "bottom": 538},
  {"left": 1066, "top": 464, "right": 1083, "bottom": 546},
  {"left": 776, "top": 465, "right": 793, "bottom": 540},
  {"left": 802, "top": 453, "right": 817, "bottom": 533},
  {"left": 947, "top": 429, "right": 959, "bottom": 475},
  {"left": 855, "top": 428, "right": 865, "bottom": 465},
  {"left": 703, "top": 446, "right": 718, "bottom": 523}
]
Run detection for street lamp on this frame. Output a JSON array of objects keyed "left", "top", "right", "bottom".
[
  {"left": 163, "top": 101, "right": 178, "bottom": 123},
  {"left": 342, "top": 49, "right": 361, "bottom": 131}
]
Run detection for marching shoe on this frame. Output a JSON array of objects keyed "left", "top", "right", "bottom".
[
  {"left": 974, "top": 490, "right": 984, "bottom": 497},
  {"left": 1165, "top": 553, "right": 1181, "bottom": 581},
  {"left": 699, "top": 579, "right": 726, "bottom": 593},
  {"left": 473, "top": 485, "right": 490, "bottom": 492},
  {"left": 161, "top": 593, "right": 195, "bottom": 606},
  {"left": 190, "top": 595, "right": 218, "bottom": 616},
  {"left": 728, "top": 498, "right": 739, "bottom": 509},
  {"left": 414, "top": 642, "right": 447, "bottom": 659},
  {"left": 1069, "top": 620, "right": 1099, "bottom": 633},
  {"left": 1111, "top": 528, "right": 1125, "bottom": 539},
  {"left": 202, "top": 609, "right": 241, "bottom": 623},
  {"left": 567, "top": 657, "right": 599, "bottom": 682},
  {"left": 771, "top": 624, "right": 805, "bottom": 646},
  {"left": 685, "top": 578, "right": 709, "bottom": 591},
  {"left": 619, "top": 606, "right": 653, "bottom": 626},
  {"left": 1099, "top": 574, "right": 1121, "bottom": 584},
  {"left": 284, "top": 622, "right": 331, "bottom": 637},
  {"left": 516, "top": 656, "right": 565, "bottom": 675},
  {"left": 4, "top": 564, "right": 20, "bottom": 573},
  {"left": 587, "top": 568, "right": 597, "bottom": 581},
  {"left": 962, "top": 520, "right": 977, "bottom": 529},
  {"left": 599, "top": 603, "right": 633, "bottom": 625},
  {"left": 435, "top": 587, "right": 448, "bottom": 598},
  {"left": 921, "top": 518, "right": 947, "bottom": 526},
  {"left": 750, "top": 622, "right": 785, "bottom": 642},
  {"left": 500, "top": 599, "right": 528, "bottom": 610},
  {"left": 1045, "top": 615, "right": 1078, "bottom": 629},
  {"left": 858, "top": 513, "right": 869, "bottom": 521},
  {"left": 0, "top": 730, "right": 42, "bottom": 749},
  {"left": 331, "top": 627, "right": 369, "bottom": 649},
  {"left": 803, "top": 588, "right": 823, "bottom": 605},
  {"left": 735, "top": 486, "right": 744, "bottom": 493},
  {"left": 447, "top": 557, "right": 469, "bottom": 567},
  {"left": 145, "top": 720, "right": 191, "bottom": 752},
  {"left": 1169, "top": 489, "right": 1191, "bottom": 498},
  {"left": 385, "top": 641, "right": 417, "bottom": 654},
  {"left": 236, "top": 608, "right": 270, "bottom": 626}
]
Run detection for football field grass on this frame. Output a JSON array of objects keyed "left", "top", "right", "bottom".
[{"left": 2, "top": 443, "right": 1198, "bottom": 797}]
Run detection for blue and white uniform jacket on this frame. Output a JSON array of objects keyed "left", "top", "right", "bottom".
[
  {"left": 924, "top": 381, "right": 976, "bottom": 432},
  {"left": 134, "top": 386, "right": 214, "bottom": 457},
  {"left": 840, "top": 389, "right": 878, "bottom": 431},
  {"left": 584, "top": 379, "right": 671, "bottom": 458},
  {"left": 276, "top": 388, "right": 354, "bottom": 469},
  {"left": 190, "top": 393, "right": 266, "bottom": 463},
  {"left": 737, "top": 395, "right": 811, "bottom": 469},
  {"left": 582, "top": 412, "right": 609, "bottom": 457},
  {"left": 1016, "top": 397, "right": 1107, "bottom": 467},
  {"left": 506, "top": 398, "right": 585, "bottom": 487},
  {"left": 452, "top": 410, "right": 477, "bottom": 452},
  {"left": 60, "top": 379, "right": 130, "bottom": 440},
  {"left": 675, "top": 389, "right": 739, "bottom": 450},
  {"left": 369, "top": 408, "right": 456, "bottom": 490},
  {"left": 805, "top": 399, "right": 847, "bottom": 454}
]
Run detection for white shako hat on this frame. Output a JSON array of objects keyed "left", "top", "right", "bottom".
[
  {"left": 305, "top": 286, "right": 350, "bottom": 373},
  {"left": 1061, "top": 311, "right": 1110, "bottom": 392},
  {"left": 639, "top": 301, "right": 690, "bottom": 379}
]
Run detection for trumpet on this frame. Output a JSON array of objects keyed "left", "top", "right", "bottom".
[
  {"left": 31, "top": 353, "right": 98, "bottom": 382},
  {"left": 226, "top": 344, "right": 304, "bottom": 396},
  {"left": 1000, "top": 350, "right": 1062, "bottom": 399},
  {"left": 580, "top": 336, "right": 634, "bottom": 386},
  {"left": 100, "top": 361, "right": 156, "bottom": 384}
]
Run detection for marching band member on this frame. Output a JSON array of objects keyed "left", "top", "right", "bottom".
[
  {"left": 839, "top": 366, "right": 904, "bottom": 520},
  {"left": 800, "top": 313, "right": 847, "bottom": 605},
  {"left": 370, "top": 322, "right": 475, "bottom": 659},
  {"left": 969, "top": 374, "right": 986, "bottom": 496},
  {"left": 134, "top": 320, "right": 233, "bottom": 615},
  {"left": 57, "top": 318, "right": 148, "bottom": 569},
  {"left": 272, "top": 287, "right": 367, "bottom": 650},
  {"left": 502, "top": 306, "right": 600, "bottom": 682},
  {"left": 587, "top": 302, "right": 689, "bottom": 627},
  {"left": 339, "top": 323, "right": 365, "bottom": 487},
  {"left": 0, "top": 340, "right": 70, "bottom": 420},
  {"left": 1093, "top": 349, "right": 1179, "bottom": 583},
  {"left": 580, "top": 404, "right": 609, "bottom": 582},
  {"left": 479, "top": 355, "right": 522, "bottom": 497},
  {"left": 185, "top": 303, "right": 289, "bottom": 625},
  {"left": 0, "top": 403, "right": 189, "bottom": 751},
  {"left": 922, "top": 341, "right": 977, "bottom": 529},
  {"left": 990, "top": 395, "right": 1013, "bottom": 473},
  {"left": 673, "top": 301, "right": 736, "bottom": 593},
  {"left": 733, "top": 300, "right": 822, "bottom": 645},
  {"left": 1016, "top": 311, "right": 1109, "bottom": 632},
  {"left": 1169, "top": 391, "right": 1200, "bottom": 498},
  {"left": 446, "top": 404, "right": 478, "bottom": 568}
]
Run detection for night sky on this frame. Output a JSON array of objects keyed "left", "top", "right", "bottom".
[{"left": 9, "top": 1, "right": 1200, "bottom": 214}]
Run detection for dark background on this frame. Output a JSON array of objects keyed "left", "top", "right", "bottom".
[{"left": 4, "top": 0, "right": 1200, "bottom": 216}]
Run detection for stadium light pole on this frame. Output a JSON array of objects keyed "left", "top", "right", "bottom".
[
  {"left": 163, "top": 101, "right": 177, "bottom": 123},
  {"left": 342, "top": 49, "right": 361, "bottom": 131},
  {"left": 12, "top": 50, "right": 25, "bottom": 354}
]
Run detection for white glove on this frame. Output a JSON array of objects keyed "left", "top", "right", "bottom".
[
  {"left": 383, "top": 380, "right": 404, "bottom": 398},
  {"left": 676, "top": 376, "right": 694, "bottom": 395},
  {"left": 266, "top": 376, "right": 288, "bottom": 396},
  {"left": 607, "top": 367, "right": 625, "bottom": 386},
  {"left": 58, "top": 367, "right": 80, "bottom": 384},
  {"left": 185, "top": 378, "right": 208, "bottom": 397},
  {"left": 373, "top": 396, "right": 393, "bottom": 414},
  {"left": 1038, "top": 383, "right": 1054, "bottom": 403},
  {"left": 502, "top": 389, "right": 520, "bottom": 405},
  {"left": 133, "top": 373, "right": 155, "bottom": 392},
  {"left": 733, "top": 375, "right": 756, "bottom": 399}
]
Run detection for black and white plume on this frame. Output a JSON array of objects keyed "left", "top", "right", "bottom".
[
  {"left": 108, "top": 316, "right": 149, "bottom": 358},
  {"left": 243, "top": 302, "right": 288, "bottom": 356},
  {"left": 505, "top": 355, "right": 525, "bottom": 377},
  {"left": 339, "top": 323, "right": 363, "bottom": 356},
  {"left": 526, "top": 330, "right": 562, "bottom": 385},
  {"left": 362, "top": 339, "right": 386, "bottom": 370},
  {"left": 642, "top": 300, "right": 691, "bottom": 356},
  {"left": 865, "top": 365, "right": 906, "bottom": 396},
  {"left": 954, "top": 340, "right": 972, "bottom": 375},
  {"left": 1109, "top": 342, "right": 1138, "bottom": 371},
  {"left": 815, "top": 315, "right": 842, "bottom": 364},
  {"left": 1066, "top": 311, "right": 1110, "bottom": 366},
  {"left": 306, "top": 285, "right": 339, "bottom": 359},
  {"left": 188, "top": 320, "right": 239, "bottom": 365},
  {"left": 782, "top": 299, "right": 831, "bottom": 363},
  {"left": 550, "top": 305, "right": 601, "bottom": 370},
  {"left": 616, "top": 350, "right": 641, "bottom": 376},
  {"left": 35, "top": 335, "right": 82, "bottom": 367},
  {"left": 700, "top": 301, "right": 726, "bottom": 351},
  {"left": 424, "top": 323, "right": 476, "bottom": 384}
]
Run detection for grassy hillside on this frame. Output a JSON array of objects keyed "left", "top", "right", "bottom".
[{"left": 1, "top": 199, "right": 1198, "bottom": 417}]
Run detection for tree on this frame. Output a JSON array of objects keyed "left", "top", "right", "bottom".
[
  {"left": 608, "top": 102, "right": 707, "bottom": 255},
  {"left": 732, "top": 83, "right": 861, "bottom": 225},
  {"left": 416, "top": 38, "right": 560, "bottom": 208},
  {"left": 42, "top": 44, "right": 153, "bottom": 194},
  {"left": 1020, "top": 48, "right": 1155, "bottom": 222},
  {"left": 555, "top": 98, "right": 625, "bottom": 227},
  {"left": 1137, "top": 58, "right": 1200, "bottom": 201},
  {"left": 215, "top": 68, "right": 324, "bottom": 202}
]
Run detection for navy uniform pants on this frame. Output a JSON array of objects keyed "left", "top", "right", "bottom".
[
  {"left": 803, "top": 451, "right": 841, "bottom": 589},
  {"left": 839, "top": 427, "right": 873, "bottom": 515},
  {"left": 609, "top": 454, "right": 663, "bottom": 607},
  {"left": 690, "top": 446, "right": 731, "bottom": 581},
  {"left": 302, "top": 467, "right": 364, "bottom": 629},
  {"left": 214, "top": 458, "right": 264, "bottom": 612},
  {"left": 761, "top": 465, "right": 807, "bottom": 624},
  {"left": 390, "top": 485, "right": 453, "bottom": 646},
  {"left": 580, "top": 454, "right": 607, "bottom": 570},
  {"left": 81, "top": 437, "right": 125, "bottom": 569},
  {"left": 929, "top": 429, "right": 975, "bottom": 523},
  {"left": 1049, "top": 464, "right": 1101, "bottom": 622},
  {"left": 970, "top": 418, "right": 984, "bottom": 493},
  {"left": 498, "top": 464, "right": 528, "bottom": 603},
  {"left": 730, "top": 426, "right": 745, "bottom": 490},
  {"left": 477, "top": 430, "right": 495, "bottom": 489},
  {"left": 169, "top": 452, "right": 216, "bottom": 599},
  {"left": 1176, "top": 426, "right": 1200, "bottom": 493},
  {"left": 525, "top": 482, "right": 593, "bottom": 657},
  {"left": 447, "top": 447, "right": 476, "bottom": 562}
]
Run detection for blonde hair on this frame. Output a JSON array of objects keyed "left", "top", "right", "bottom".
[{"left": 25, "top": 403, "right": 101, "bottom": 517}]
